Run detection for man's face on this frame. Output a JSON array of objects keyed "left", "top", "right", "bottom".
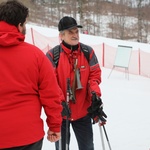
[
  {"left": 21, "top": 22, "right": 26, "bottom": 35},
  {"left": 18, "top": 21, "right": 26, "bottom": 35},
  {"left": 60, "top": 27, "right": 79, "bottom": 46}
]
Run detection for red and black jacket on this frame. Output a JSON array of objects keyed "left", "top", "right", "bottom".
[{"left": 46, "top": 41, "right": 102, "bottom": 121}]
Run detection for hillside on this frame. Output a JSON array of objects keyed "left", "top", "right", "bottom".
[{"left": 1, "top": 0, "right": 149, "bottom": 43}]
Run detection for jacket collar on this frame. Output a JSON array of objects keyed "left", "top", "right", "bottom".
[{"left": 62, "top": 40, "right": 79, "bottom": 51}]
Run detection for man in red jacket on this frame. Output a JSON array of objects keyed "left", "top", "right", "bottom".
[
  {"left": 0, "top": 1, "right": 63, "bottom": 150},
  {"left": 46, "top": 16, "right": 107, "bottom": 150}
]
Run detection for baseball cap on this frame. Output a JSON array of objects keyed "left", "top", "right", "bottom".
[{"left": 58, "top": 16, "right": 82, "bottom": 31}]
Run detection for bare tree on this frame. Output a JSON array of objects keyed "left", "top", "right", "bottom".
[
  {"left": 137, "top": 0, "right": 144, "bottom": 42},
  {"left": 4, "top": 0, "right": 150, "bottom": 43}
]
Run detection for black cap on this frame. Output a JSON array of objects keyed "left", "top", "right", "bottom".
[{"left": 58, "top": 16, "right": 82, "bottom": 31}]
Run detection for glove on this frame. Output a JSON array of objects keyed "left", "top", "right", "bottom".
[
  {"left": 87, "top": 92, "right": 107, "bottom": 124},
  {"left": 61, "top": 101, "right": 71, "bottom": 118}
]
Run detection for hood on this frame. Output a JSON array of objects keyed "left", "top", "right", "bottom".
[{"left": 0, "top": 21, "right": 25, "bottom": 47}]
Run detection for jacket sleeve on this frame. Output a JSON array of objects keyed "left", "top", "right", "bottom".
[
  {"left": 38, "top": 52, "right": 63, "bottom": 132},
  {"left": 46, "top": 50, "right": 65, "bottom": 102},
  {"left": 46, "top": 50, "right": 56, "bottom": 67},
  {"left": 88, "top": 49, "right": 102, "bottom": 97}
]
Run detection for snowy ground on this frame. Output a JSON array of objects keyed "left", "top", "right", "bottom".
[
  {"left": 26, "top": 23, "right": 150, "bottom": 150},
  {"left": 41, "top": 67, "right": 150, "bottom": 150}
]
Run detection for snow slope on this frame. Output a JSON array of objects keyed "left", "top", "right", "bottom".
[
  {"left": 41, "top": 67, "right": 150, "bottom": 150},
  {"left": 26, "top": 23, "right": 150, "bottom": 150}
]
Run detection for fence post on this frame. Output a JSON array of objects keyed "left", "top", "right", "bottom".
[
  {"left": 138, "top": 48, "right": 141, "bottom": 75},
  {"left": 102, "top": 43, "right": 105, "bottom": 67}
]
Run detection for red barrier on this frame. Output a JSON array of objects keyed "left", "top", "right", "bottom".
[{"left": 25, "top": 28, "right": 150, "bottom": 78}]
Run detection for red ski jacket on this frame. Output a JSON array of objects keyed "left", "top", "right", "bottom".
[
  {"left": 0, "top": 21, "right": 63, "bottom": 148},
  {"left": 46, "top": 42, "right": 102, "bottom": 121}
]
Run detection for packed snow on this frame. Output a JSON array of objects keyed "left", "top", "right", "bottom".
[
  {"left": 42, "top": 67, "right": 150, "bottom": 150},
  {"left": 26, "top": 24, "right": 150, "bottom": 150}
]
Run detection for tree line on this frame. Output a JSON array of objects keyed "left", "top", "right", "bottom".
[{"left": 1, "top": 0, "right": 150, "bottom": 43}]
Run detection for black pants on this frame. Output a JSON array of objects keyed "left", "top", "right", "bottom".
[
  {"left": 2, "top": 138, "right": 43, "bottom": 150},
  {"left": 55, "top": 115, "right": 94, "bottom": 150}
]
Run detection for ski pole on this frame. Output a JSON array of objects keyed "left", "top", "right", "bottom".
[
  {"left": 65, "top": 78, "right": 70, "bottom": 150},
  {"left": 102, "top": 125, "right": 112, "bottom": 150},
  {"left": 58, "top": 138, "right": 62, "bottom": 150},
  {"left": 99, "top": 121, "right": 105, "bottom": 150}
]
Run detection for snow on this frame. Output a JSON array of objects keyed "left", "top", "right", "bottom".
[
  {"left": 26, "top": 23, "right": 150, "bottom": 52},
  {"left": 26, "top": 23, "right": 150, "bottom": 150},
  {"left": 42, "top": 68, "right": 150, "bottom": 150}
]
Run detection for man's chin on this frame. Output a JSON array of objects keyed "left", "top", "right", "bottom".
[{"left": 71, "top": 41, "right": 79, "bottom": 45}]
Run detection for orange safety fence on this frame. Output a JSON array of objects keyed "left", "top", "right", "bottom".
[{"left": 25, "top": 28, "right": 150, "bottom": 78}]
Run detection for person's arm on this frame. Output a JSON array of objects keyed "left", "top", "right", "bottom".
[
  {"left": 87, "top": 49, "right": 107, "bottom": 124},
  {"left": 46, "top": 49, "right": 70, "bottom": 118},
  {"left": 47, "top": 129, "right": 61, "bottom": 142},
  {"left": 88, "top": 49, "right": 102, "bottom": 97},
  {"left": 38, "top": 53, "right": 63, "bottom": 138}
]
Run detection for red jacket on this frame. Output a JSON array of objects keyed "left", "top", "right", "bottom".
[
  {"left": 0, "top": 21, "right": 63, "bottom": 148},
  {"left": 47, "top": 42, "right": 102, "bottom": 121}
]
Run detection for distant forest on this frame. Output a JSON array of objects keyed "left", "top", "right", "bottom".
[{"left": 1, "top": 0, "right": 150, "bottom": 43}]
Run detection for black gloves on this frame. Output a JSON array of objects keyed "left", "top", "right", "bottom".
[
  {"left": 87, "top": 92, "right": 107, "bottom": 124},
  {"left": 61, "top": 101, "right": 71, "bottom": 118}
]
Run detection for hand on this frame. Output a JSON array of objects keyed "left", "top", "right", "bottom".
[
  {"left": 88, "top": 107, "right": 107, "bottom": 124},
  {"left": 87, "top": 92, "right": 107, "bottom": 124},
  {"left": 47, "top": 129, "right": 61, "bottom": 142},
  {"left": 93, "top": 116, "right": 106, "bottom": 125},
  {"left": 97, "top": 108, "right": 107, "bottom": 125},
  {"left": 61, "top": 101, "right": 71, "bottom": 118}
]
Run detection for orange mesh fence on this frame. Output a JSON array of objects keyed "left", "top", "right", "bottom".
[
  {"left": 103, "top": 44, "right": 116, "bottom": 69},
  {"left": 139, "top": 51, "right": 150, "bottom": 78}
]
